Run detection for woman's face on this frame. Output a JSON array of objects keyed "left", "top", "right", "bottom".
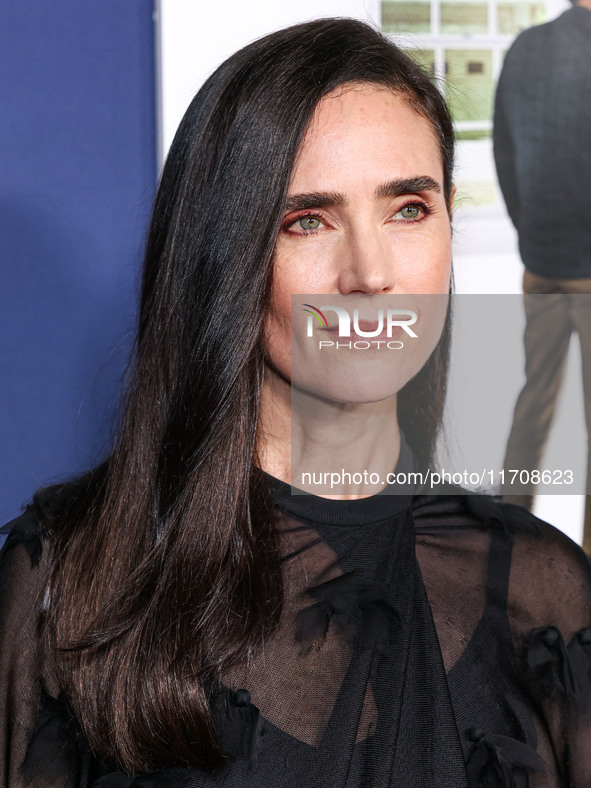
[{"left": 264, "top": 83, "right": 453, "bottom": 402}]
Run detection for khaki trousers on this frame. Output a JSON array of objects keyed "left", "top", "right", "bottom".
[{"left": 502, "top": 269, "right": 591, "bottom": 556}]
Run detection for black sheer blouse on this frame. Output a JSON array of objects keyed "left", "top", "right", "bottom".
[{"left": 1, "top": 448, "right": 591, "bottom": 786}]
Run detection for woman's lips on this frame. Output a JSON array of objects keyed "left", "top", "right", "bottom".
[{"left": 320, "top": 325, "right": 403, "bottom": 341}]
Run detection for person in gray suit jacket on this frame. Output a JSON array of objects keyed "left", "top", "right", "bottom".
[{"left": 494, "top": 0, "right": 591, "bottom": 554}]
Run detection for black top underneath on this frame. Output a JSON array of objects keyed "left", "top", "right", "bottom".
[{"left": 1, "top": 455, "right": 591, "bottom": 787}]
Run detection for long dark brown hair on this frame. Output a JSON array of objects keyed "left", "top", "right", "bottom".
[{"left": 39, "top": 18, "right": 455, "bottom": 774}]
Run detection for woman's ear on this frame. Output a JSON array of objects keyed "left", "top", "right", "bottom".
[{"left": 448, "top": 184, "right": 456, "bottom": 215}]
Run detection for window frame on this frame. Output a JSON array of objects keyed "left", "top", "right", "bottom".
[{"left": 381, "top": 0, "right": 546, "bottom": 135}]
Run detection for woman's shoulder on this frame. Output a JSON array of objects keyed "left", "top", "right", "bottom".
[
  {"left": 411, "top": 490, "right": 549, "bottom": 549},
  {"left": 0, "top": 471, "right": 108, "bottom": 787},
  {"left": 412, "top": 490, "right": 586, "bottom": 547},
  {"left": 0, "top": 504, "right": 52, "bottom": 602},
  {"left": 0, "top": 480, "right": 78, "bottom": 639},
  {"left": 1, "top": 464, "right": 106, "bottom": 562},
  {"left": 506, "top": 506, "right": 591, "bottom": 638},
  {"left": 0, "top": 506, "right": 45, "bottom": 567},
  {"left": 0, "top": 469, "right": 105, "bottom": 614},
  {"left": 1, "top": 483, "right": 68, "bottom": 570},
  {"left": 412, "top": 491, "right": 591, "bottom": 633}
]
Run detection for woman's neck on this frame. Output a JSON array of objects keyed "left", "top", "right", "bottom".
[{"left": 256, "top": 363, "right": 401, "bottom": 499}]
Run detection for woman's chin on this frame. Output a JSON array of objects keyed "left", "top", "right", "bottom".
[{"left": 291, "top": 379, "right": 402, "bottom": 407}]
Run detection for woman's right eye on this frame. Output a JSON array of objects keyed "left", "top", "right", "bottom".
[
  {"left": 283, "top": 212, "right": 326, "bottom": 235},
  {"left": 298, "top": 216, "right": 321, "bottom": 231}
]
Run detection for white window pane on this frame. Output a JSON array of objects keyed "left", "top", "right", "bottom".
[{"left": 381, "top": 0, "right": 431, "bottom": 34}]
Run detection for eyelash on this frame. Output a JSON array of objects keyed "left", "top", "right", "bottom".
[{"left": 283, "top": 201, "right": 434, "bottom": 236}]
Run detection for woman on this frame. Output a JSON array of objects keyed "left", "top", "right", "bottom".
[{"left": 1, "top": 18, "right": 590, "bottom": 788}]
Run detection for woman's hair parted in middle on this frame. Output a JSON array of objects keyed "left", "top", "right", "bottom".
[{"left": 40, "top": 18, "right": 456, "bottom": 773}]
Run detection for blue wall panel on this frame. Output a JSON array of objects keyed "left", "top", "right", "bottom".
[{"left": 0, "top": 1, "right": 157, "bottom": 526}]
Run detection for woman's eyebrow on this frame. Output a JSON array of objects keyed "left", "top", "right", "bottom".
[
  {"left": 284, "top": 192, "right": 346, "bottom": 212},
  {"left": 374, "top": 176, "right": 441, "bottom": 198},
  {"left": 284, "top": 177, "right": 441, "bottom": 213}
]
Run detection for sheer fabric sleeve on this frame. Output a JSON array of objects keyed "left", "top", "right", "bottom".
[
  {"left": 0, "top": 507, "right": 64, "bottom": 788},
  {"left": 509, "top": 520, "right": 591, "bottom": 787},
  {"left": 413, "top": 494, "right": 591, "bottom": 787}
]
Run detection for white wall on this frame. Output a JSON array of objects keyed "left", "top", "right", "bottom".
[{"left": 157, "top": 0, "right": 380, "bottom": 164}]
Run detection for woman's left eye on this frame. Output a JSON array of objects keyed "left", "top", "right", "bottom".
[{"left": 393, "top": 203, "right": 428, "bottom": 221}]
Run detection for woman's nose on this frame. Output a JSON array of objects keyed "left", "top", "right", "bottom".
[{"left": 336, "top": 226, "right": 395, "bottom": 295}]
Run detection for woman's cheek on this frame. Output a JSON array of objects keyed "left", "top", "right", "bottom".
[
  {"left": 391, "top": 250, "right": 450, "bottom": 293},
  {"left": 280, "top": 256, "right": 332, "bottom": 296}
]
